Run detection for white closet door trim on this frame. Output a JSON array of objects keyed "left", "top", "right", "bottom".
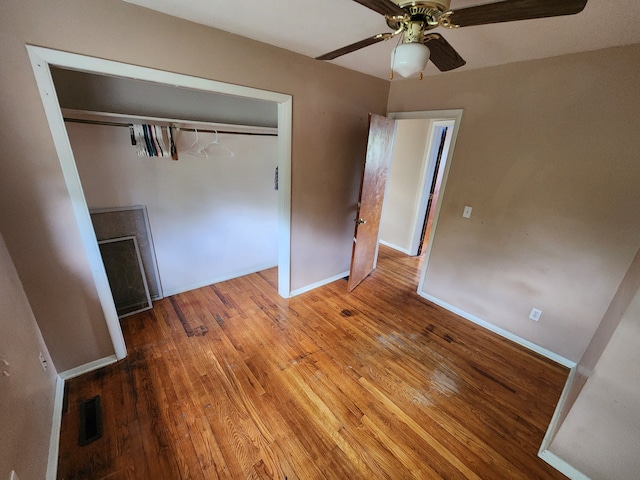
[
  {"left": 28, "top": 46, "right": 290, "bottom": 103},
  {"left": 27, "top": 45, "right": 293, "bottom": 364}
]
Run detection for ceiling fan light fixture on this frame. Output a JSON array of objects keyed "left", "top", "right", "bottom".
[{"left": 391, "top": 42, "right": 430, "bottom": 78}]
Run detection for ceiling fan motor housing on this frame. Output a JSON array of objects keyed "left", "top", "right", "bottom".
[
  {"left": 394, "top": 0, "right": 451, "bottom": 9},
  {"left": 402, "top": 20, "right": 426, "bottom": 43},
  {"left": 386, "top": 0, "right": 454, "bottom": 42}
]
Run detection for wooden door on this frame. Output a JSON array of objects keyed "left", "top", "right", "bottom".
[{"left": 348, "top": 113, "right": 396, "bottom": 291}]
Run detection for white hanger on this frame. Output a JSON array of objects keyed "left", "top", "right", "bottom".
[
  {"left": 186, "top": 129, "right": 208, "bottom": 157},
  {"left": 201, "top": 130, "right": 235, "bottom": 158}
]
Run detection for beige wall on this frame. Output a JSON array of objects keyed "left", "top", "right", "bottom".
[
  {"left": 548, "top": 280, "right": 640, "bottom": 478},
  {"left": 0, "top": 232, "right": 57, "bottom": 480},
  {"left": 380, "top": 119, "right": 431, "bottom": 252},
  {"left": 389, "top": 44, "right": 640, "bottom": 362},
  {"left": 0, "top": 0, "right": 389, "bottom": 371}
]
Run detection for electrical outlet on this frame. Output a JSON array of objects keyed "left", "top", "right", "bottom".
[
  {"left": 463, "top": 206, "right": 472, "bottom": 218},
  {"left": 39, "top": 352, "right": 48, "bottom": 372},
  {"left": 529, "top": 308, "right": 542, "bottom": 321}
]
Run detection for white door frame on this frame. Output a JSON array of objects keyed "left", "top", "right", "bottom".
[
  {"left": 27, "top": 45, "right": 293, "bottom": 360},
  {"left": 388, "top": 110, "right": 463, "bottom": 292}
]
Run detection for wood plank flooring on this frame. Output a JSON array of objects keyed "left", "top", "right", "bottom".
[{"left": 57, "top": 246, "right": 569, "bottom": 479}]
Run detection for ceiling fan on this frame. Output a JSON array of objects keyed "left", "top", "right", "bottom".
[{"left": 316, "top": 0, "right": 589, "bottom": 78}]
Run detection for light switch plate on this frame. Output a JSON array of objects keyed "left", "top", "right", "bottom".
[{"left": 463, "top": 206, "right": 472, "bottom": 218}]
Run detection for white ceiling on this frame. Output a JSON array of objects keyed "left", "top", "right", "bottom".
[{"left": 123, "top": 0, "right": 640, "bottom": 80}]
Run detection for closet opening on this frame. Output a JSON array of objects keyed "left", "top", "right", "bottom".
[{"left": 27, "top": 46, "right": 293, "bottom": 360}]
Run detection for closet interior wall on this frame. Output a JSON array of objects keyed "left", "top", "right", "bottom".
[
  {"left": 53, "top": 69, "right": 280, "bottom": 298},
  {"left": 66, "top": 121, "right": 279, "bottom": 297}
]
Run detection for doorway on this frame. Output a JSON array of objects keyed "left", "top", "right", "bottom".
[
  {"left": 27, "top": 46, "right": 293, "bottom": 360},
  {"left": 382, "top": 110, "right": 463, "bottom": 288}
]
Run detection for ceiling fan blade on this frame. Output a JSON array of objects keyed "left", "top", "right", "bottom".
[
  {"left": 424, "top": 34, "right": 466, "bottom": 72},
  {"left": 316, "top": 33, "right": 394, "bottom": 61},
  {"left": 352, "top": 0, "right": 406, "bottom": 17},
  {"left": 451, "top": 0, "right": 588, "bottom": 27}
]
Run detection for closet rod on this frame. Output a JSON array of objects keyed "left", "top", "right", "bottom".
[{"left": 63, "top": 117, "right": 278, "bottom": 137}]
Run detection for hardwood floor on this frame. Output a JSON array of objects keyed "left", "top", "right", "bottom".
[{"left": 57, "top": 246, "right": 569, "bottom": 479}]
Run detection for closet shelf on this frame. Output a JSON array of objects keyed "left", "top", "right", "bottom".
[{"left": 61, "top": 108, "right": 278, "bottom": 136}]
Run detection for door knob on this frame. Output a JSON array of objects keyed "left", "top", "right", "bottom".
[{"left": 355, "top": 218, "right": 367, "bottom": 225}]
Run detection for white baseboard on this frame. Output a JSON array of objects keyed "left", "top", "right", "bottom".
[
  {"left": 417, "top": 292, "right": 576, "bottom": 369},
  {"left": 290, "top": 270, "right": 350, "bottom": 297},
  {"left": 538, "top": 450, "right": 590, "bottom": 480},
  {"left": 379, "top": 240, "right": 411, "bottom": 255},
  {"left": 162, "top": 263, "right": 277, "bottom": 297},
  {"left": 46, "top": 376, "right": 65, "bottom": 480},
  {"left": 59, "top": 354, "right": 119, "bottom": 380}
]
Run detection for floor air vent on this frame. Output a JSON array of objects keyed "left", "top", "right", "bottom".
[{"left": 79, "top": 395, "right": 103, "bottom": 445}]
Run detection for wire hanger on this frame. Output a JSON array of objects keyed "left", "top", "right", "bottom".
[
  {"left": 186, "top": 129, "right": 208, "bottom": 157},
  {"left": 200, "top": 130, "right": 235, "bottom": 158}
]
